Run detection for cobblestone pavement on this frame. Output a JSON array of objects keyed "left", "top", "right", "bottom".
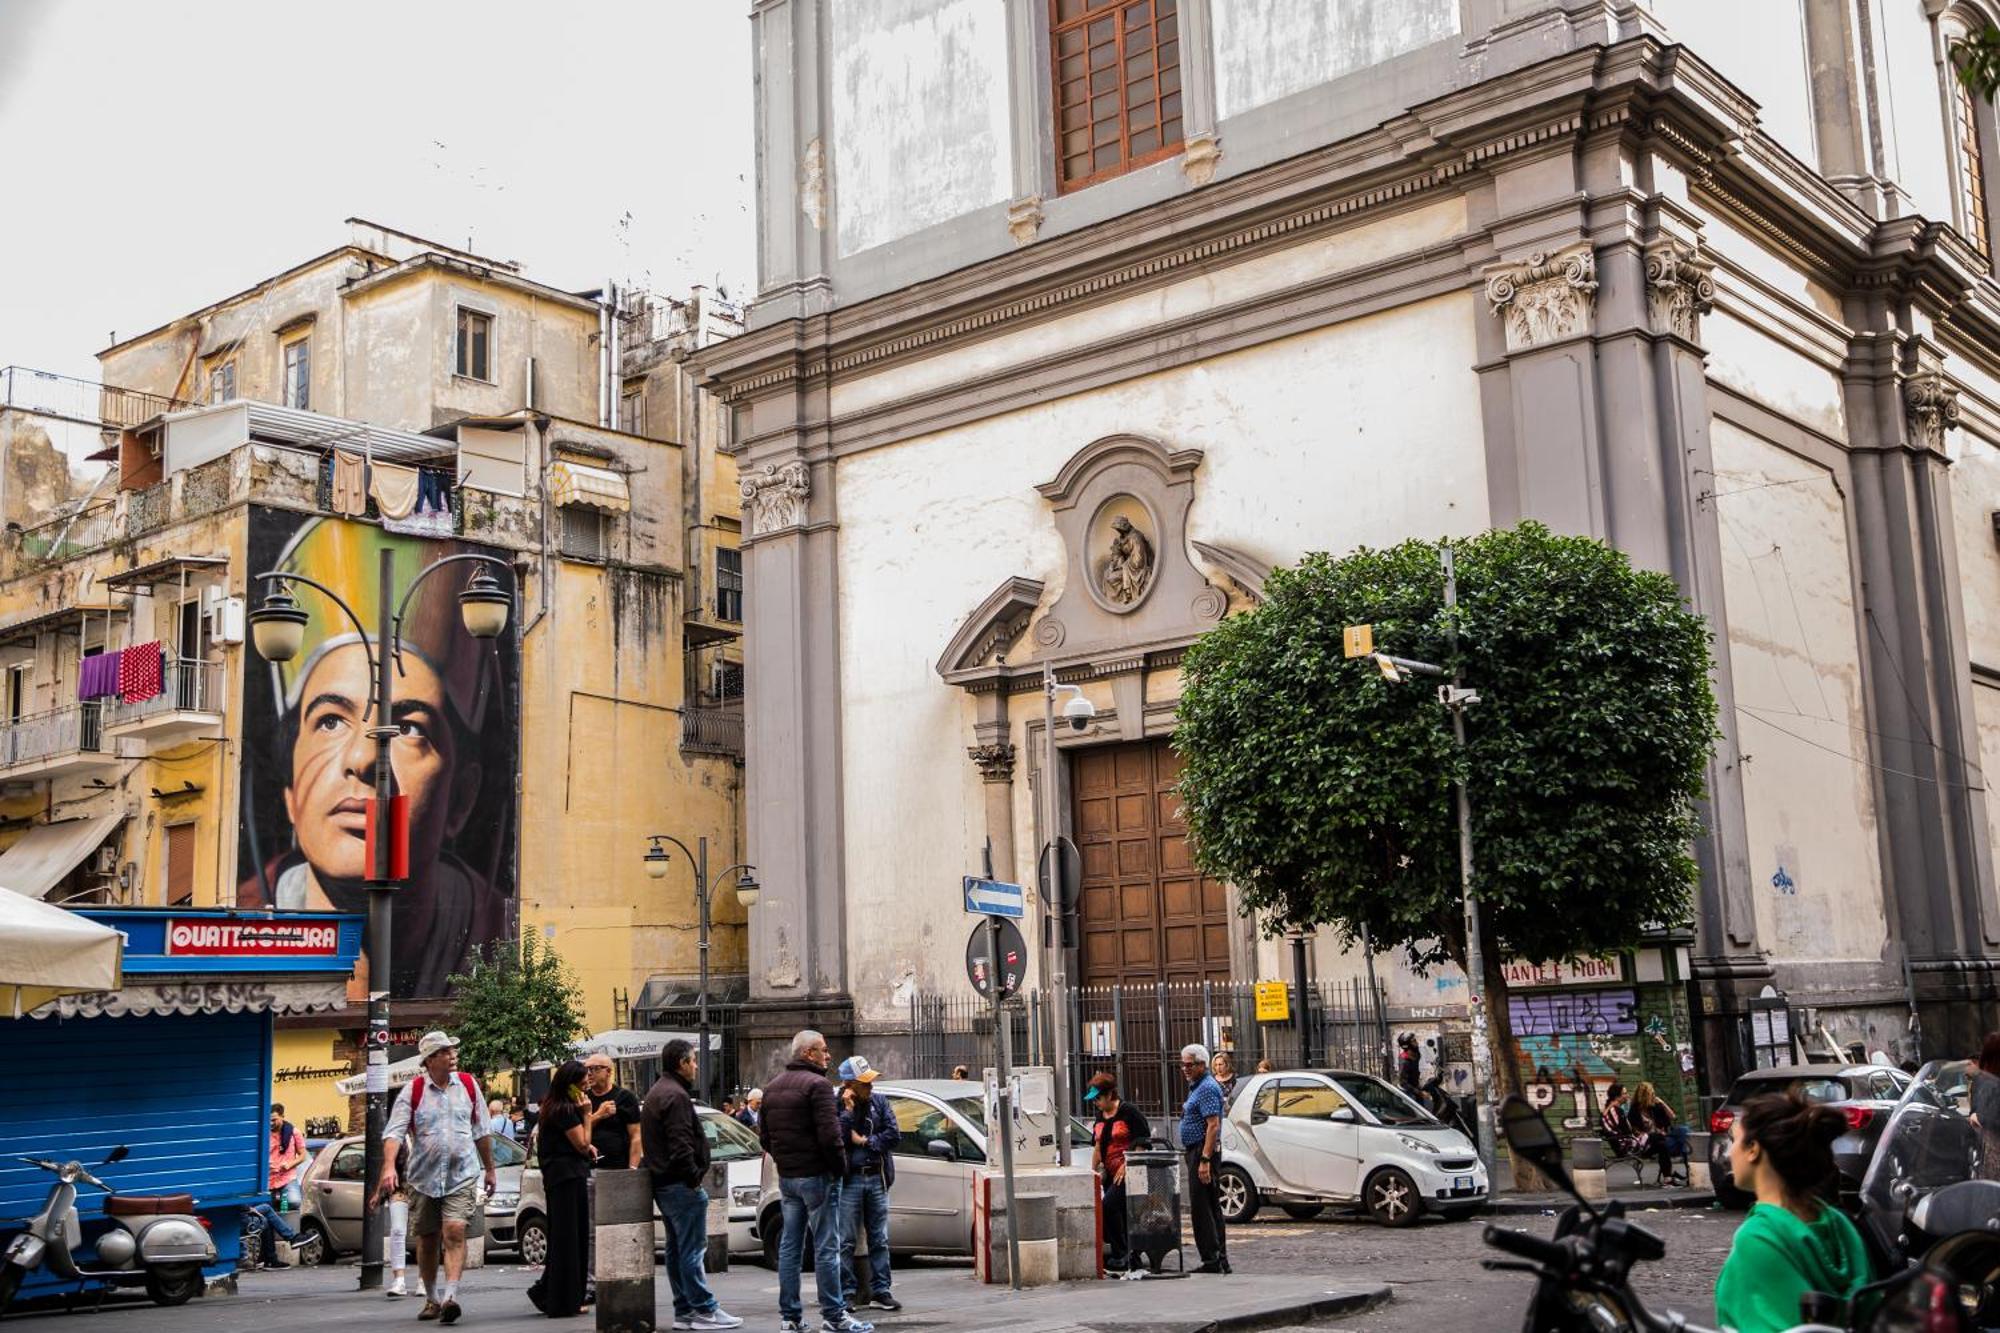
[{"left": 1220, "top": 1203, "right": 1739, "bottom": 1331}]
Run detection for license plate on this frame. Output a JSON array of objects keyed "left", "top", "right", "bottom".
[{"left": 1453, "top": 1175, "right": 1473, "bottom": 1192}]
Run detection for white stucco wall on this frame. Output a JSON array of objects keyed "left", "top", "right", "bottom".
[
  {"left": 1651, "top": 0, "right": 1818, "bottom": 170},
  {"left": 1711, "top": 418, "right": 1888, "bottom": 963},
  {"left": 1211, "top": 0, "right": 1457, "bottom": 121},
  {"left": 834, "top": 294, "right": 1487, "bottom": 1019},
  {"left": 829, "top": 0, "right": 1011, "bottom": 258},
  {"left": 1875, "top": 0, "right": 1956, "bottom": 231},
  {"left": 1703, "top": 309, "right": 1848, "bottom": 441},
  {"left": 1952, "top": 426, "right": 2000, "bottom": 670}
]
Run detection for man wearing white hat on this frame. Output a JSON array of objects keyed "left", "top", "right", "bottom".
[{"left": 376, "top": 1032, "right": 496, "bottom": 1324}]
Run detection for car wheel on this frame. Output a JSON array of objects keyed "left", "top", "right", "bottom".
[
  {"left": 759, "top": 1208, "right": 815, "bottom": 1271},
  {"left": 1365, "top": 1168, "right": 1420, "bottom": 1228},
  {"left": 518, "top": 1212, "right": 548, "bottom": 1267},
  {"left": 294, "top": 1219, "right": 333, "bottom": 1266},
  {"left": 1215, "top": 1165, "right": 1260, "bottom": 1224},
  {"left": 1280, "top": 1202, "right": 1324, "bottom": 1221}
]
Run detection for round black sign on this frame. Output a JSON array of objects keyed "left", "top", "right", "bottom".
[{"left": 965, "top": 918, "right": 1028, "bottom": 1002}]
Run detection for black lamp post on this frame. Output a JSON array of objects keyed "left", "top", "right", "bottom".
[
  {"left": 643, "top": 834, "right": 757, "bottom": 1105},
  {"left": 248, "top": 549, "right": 514, "bottom": 1292}
]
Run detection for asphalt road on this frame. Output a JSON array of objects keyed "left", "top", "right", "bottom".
[{"left": 1222, "top": 1202, "right": 1739, "bottom": 1331}]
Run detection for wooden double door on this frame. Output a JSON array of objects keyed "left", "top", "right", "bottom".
[{"left": 1073, "top": 738, "right": 1232, "bottom": 988}]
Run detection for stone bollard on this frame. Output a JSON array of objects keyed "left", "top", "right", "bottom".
[
  {"left": 1687, "top": 1133, "right": 1712, "bottom": 1190},
  {"left": 595, "top": 1168, "right": 657, "bottom": 1333},
  {"left": 464, "top": 1231, "right": 486, "bottom": 1269},
  {"left": 1015, "top": 1193, "right": 1059, "bottom": 1287},
  {"left": 703, "top": 1163, "right": 731, "bottom": 1274},
  {"left": 1570, "top": 1138, "right": 1609, "bottom": 1203}
]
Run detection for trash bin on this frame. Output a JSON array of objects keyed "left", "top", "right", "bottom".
[{"left": 1122, "top": 1143, "right": 1184, "bottom": 1275}]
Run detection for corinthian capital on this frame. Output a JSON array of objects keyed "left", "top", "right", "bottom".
[
  {"left": 1485, "top": 245, "right": 1598, "bottom": 352},
  {"left": 1644, "top": 237, "right": 1715, "bottom": 341},
  {"left": 741, "top": 460, "right": 811, "bottom": 536},
  {"left": 967, "top": 741, "right": 1017, "bottom": 783},
  {"left": 1904, "top": 372, "right": 1961, "bottom": 454}
]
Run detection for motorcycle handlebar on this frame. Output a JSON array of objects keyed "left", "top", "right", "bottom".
[{"left": 1482, "top": 1224, "right": 1570, "bottom": 1268}]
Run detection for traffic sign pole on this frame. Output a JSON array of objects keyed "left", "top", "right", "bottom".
[{"left": 982, "top": 845, "right": 1022, "bottom": 1291}]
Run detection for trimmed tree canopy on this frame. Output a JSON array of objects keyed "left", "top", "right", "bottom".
[
  {"left": 447, "top": 930, "right": 588, "bottom": 1079},
  {"left": 1174, "top": 522, "right": 1718, "bottom": 972}
]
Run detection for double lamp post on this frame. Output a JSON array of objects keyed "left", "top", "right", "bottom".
[
  {"left": 247, "top": 549, "right": 515, "bottom": 1292},
  {"left": 642, "top": 835, "right": 758, "bottom": 1106}
]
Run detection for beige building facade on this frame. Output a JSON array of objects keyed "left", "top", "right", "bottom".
[{"left": 695, "top": 0, "right": 2000, "bottom": 1089}]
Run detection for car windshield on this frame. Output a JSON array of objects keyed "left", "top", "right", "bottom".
[
  {"left": 945, "top": 1096, "right": 1094, "bottom": 1147},
  {"left": 490, "top": 1135, "right": 526, "bottom": 1168},
  {"left": 703, "top": 1109, "right": 763, "bottom": 1162},
  {"left": 1727, "top": 1074, "right": 1851, "bottom": 1106},
  {"left": 1332, "top": 1073, "right": 1433, "bottom": 1126}
]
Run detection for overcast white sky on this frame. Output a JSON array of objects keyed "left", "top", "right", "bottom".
[{"left": 0, "top": 0, "right": 758, "bottom": 388}]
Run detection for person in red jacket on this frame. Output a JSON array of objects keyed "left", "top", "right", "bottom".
[{"left": 758, "top": 1031, "right": 871, "bottom": 1333}]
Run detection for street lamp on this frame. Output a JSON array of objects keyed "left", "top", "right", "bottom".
[
  {"left": 1039, "top": 661, "right": 1092, "bottom": 1168},
  {"left": 640, "top": 834, "right": 755, "bottom": 1105},
  {"left": 248, "top": 548, "right": 515, "bottom": 1293}
]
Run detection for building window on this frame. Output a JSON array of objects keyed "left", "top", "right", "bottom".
[
  {"left": 559, "top": 506, "right": 607, "bottom": 562},
  {"left": 456, "top": 307, "right": 492, "bottom": 380},
  {"left": 1955, "top": 69, "right": 1993, "bottom": 255},
  {"left": 715, "top": 547, "right": 743, "bottom": 622},
  {"left": 6, "top": 663, "right": 28, "bottom": 725},
  {"left": 207, "top": 361, "right": 236, "bottom": 405},
  {"left": 620, "top": 388, "right": 644, "bottom": 436},
  {"left": 1051, "top": 0, "right": 1183, "bottom": 194},
  {"left": 282, "top": 337, "right": 311, "bottom": 410},
  {"left": 165, "top": 823, "right": 195, "bottom": 907},
  {"left": 713, "top": 658, "right": 744, "bottom": 702}
]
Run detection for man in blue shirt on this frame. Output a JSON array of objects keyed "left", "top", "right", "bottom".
[{"left": 1177, "top": 1044, "right": 1230, "bottom": 1274}]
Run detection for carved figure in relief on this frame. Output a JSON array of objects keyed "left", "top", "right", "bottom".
[{"left": 1101, "top": 516, "right": 1154, "bottom": 605}]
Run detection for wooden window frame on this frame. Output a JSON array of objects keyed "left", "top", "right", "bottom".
[
  {"left": 165, "top": 821, "right": 196, "bottom": 908},
  {"left": 282, "top": 336, "right": 311, "bottom": 411},
  {"left": 456, "top": 306, "right": 494, "bottom": 382},
  {"left": 1050, "top": 0, "right": 1184, "bottom": 195}
]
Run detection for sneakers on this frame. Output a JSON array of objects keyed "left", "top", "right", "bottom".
[
  {"left": 438, "top": 1299, "right": 462, "bottom": 1325},
  {"left": 870, "top": 1294, "right": 902, "bottom": 1312},
  {"left": 261, "top": 1257, "right": 293, "bottom": 1271},
  {"left": 417, "top": 1301, "right": 443, "bottom": 1322},
  {"left": 779, "top": 1321, "right": 807, "bottom": 1333},
  {"left": 672, "top": 1317, "right": 696, "bottom": 1331},
  {"left": 386, "top": 1276, "right": 407, "bottom": 1299},
  {"left": 824, "top": 1315, "right": 875, "bottom": 1333},
  {"left": 691, "top": 1309, "right": 745, "bottom": 1330}
]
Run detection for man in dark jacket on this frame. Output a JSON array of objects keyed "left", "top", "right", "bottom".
[
  {"left": 760, "top": 1030, "right": 870, "bottom": 1333},
  {"left": 642, "top": 1039, "right": 741, "bottom": 1330},
  {"left": 836, "top": 1056, "right": 902, "bottom": 1313}
]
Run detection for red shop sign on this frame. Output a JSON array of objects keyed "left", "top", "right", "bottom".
[{"left": 166, "top": 920, "right": 340, "bottom": 956}]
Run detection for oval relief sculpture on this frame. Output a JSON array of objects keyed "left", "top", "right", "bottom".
[{"left": 1088, "top": 496, "right": 1157, "bottom": 612}]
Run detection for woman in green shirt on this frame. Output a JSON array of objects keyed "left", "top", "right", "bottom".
[{"left": 1714, "top": 1092, "right": 1872, "bottom": 1333}]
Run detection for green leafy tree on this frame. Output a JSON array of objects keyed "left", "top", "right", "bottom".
[
  {"left": 1175, "top": 522, "right": 1718, "bottom": 1125},
  {"left": 1953, "top": 25, "right": 2000, "bottom": 99},
  {"left": 447, "top": 930, "right": 589, "bottom": 1083}
]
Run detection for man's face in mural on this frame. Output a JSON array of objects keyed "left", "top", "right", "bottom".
[{"left": 281, "top": 641, "right": 480, "bottom": 887}]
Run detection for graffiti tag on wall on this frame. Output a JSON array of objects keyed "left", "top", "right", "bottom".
[{"left": 1507, "top": 988, "right": 1638, "bottom": 1037}]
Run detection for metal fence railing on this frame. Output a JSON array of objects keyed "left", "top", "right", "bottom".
[
  {"left": 632, "top": 1001, "right": 746, "bottom": 1106},
  {"left": 680, "top": 705, "right": 744, "bottom": 758},
  {"left": 908, "top": 978, "right": 1390, "bottom": 1123},
  {"left": 103, "top": 658, "right": 221, "bottom": 729},
  {"left": 0, "top": 701, "right": 107, "bottom": 769}
]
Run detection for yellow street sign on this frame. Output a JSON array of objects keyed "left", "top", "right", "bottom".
[
  {"left": 1343, "top": 624, "right": 1374, "bottom": 659},
  {"left": 1254, "top": 980, "right": 1291, "bottom": 1023}
]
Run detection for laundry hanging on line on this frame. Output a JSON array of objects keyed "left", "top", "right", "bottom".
[
  {"left": 117, "top": 642, "right": 164, "bottom": 704},
  {"left": 382, "top": 468, "right": 455, "bottom": 538},
  {"left": 330, "top": 450, "right": 369, "bottom": 517},
  {"left": 370, "top": 461, "right": 420, "bottom": 519},
  {"left": 77, "top": 651, "right": 122, "bottom": 701}
]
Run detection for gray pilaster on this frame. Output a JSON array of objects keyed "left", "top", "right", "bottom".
[
  {"left": 749, "top": 0, "right": 834, "bottom": 326},
  {"left": 1178, "top": 0, "right": 1221, "bottom": 186}
]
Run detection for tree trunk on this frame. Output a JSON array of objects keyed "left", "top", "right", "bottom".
[{"left": 1477, "top": 918, "right": 1547, "bottom": 1192}]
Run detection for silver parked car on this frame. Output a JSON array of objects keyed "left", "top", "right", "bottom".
[
  {"left": 514, "top": 1107, "right": 768, "bottom": 1264},
  {"left": 295, "top": 1132, "right": 529, "bottom": 1260}
]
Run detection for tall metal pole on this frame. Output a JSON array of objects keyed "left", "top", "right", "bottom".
[
  {"left": 697, "top": 836, "right": 711, "bottom": 1107},
  {"left": 1290, "top": 933, "right": 1312, "bottom": 1068},
  {"left": 1441, "top": 544, "right": 1497, "bottom": 1174},
  {"left": 1041, "top": 663, "right": 1073, "bottom": 1166},
  {"left": 360, "top": 547, "right": 399, "bottom": 1292},
  {"left": 988, "top": 915, "right": 1021, "bottom": 1291}
]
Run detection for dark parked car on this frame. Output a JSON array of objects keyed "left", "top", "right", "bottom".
[{"left": 1707, "top": 1062, "right": 1910, "bottom": 1208}]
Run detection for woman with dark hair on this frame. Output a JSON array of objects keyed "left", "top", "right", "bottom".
[
  {"left": 1085, "top": 1072, "right": 1150, "bottom": 1272},
  {"left": 1971, "top": 1032, "right": 2000, "bottom": 1181},
  {"left": 1714, "top": 1092, "right": 1872, "bottom": 1333},
  {"left": 527, "top": 1060, "right": 600, "bottom": 1319}
]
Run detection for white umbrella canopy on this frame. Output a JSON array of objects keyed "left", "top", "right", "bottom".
[{"left": 0, "top": 889, "right": 123, "bottom": 1018}]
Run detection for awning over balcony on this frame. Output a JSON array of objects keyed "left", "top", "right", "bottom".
[
  {"left": 0, "top": 813, "right": 122, "bottom": 901},
  {"left": 548, "top": 460, "right": 630, "bottom": 513}
]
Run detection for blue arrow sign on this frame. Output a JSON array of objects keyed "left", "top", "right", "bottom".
[{"left": 963, "top": 875, "right": 1025, "bottom": 920}]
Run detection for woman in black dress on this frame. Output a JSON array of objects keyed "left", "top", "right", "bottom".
[{"left": 527, "top": 1060, "right": 599, "bottom": 1318}]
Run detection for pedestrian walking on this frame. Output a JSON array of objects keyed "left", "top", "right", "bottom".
[
  {"left": 1086, "top": 1072, "right": 1149, "bottom": 1272},
  {"left": 373, "top": 1031, "right": 498, "bottom": 1325},
  {"left": 1177, "top": 1044, "right": 1229, "bottom": 1274},
  {"left": 642, "top": 1038, "right": 744, "bottom": 1329},
  {"left": 761, "top": 1030, "right": 871, "bottom": 1333},
  {"left": 525, "top": 1060, "right": 598, "bottom": 1319},
  {"left": 1972, "top": 1034, "right": 2000, "bottom": 1181},
  {"left": 736, "top": 1089, "right": 762, "bottom": 1130},
  {"left": 383, "top": 1145, "right": 413, "bottom": 1298},
  {"left": 836, "top": 1056, "right": 901, "bottom": 1313}
]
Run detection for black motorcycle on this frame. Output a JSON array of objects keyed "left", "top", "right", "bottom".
[{"left": 1481, "top": 1094, "right": 1966, "bottom": 1333}]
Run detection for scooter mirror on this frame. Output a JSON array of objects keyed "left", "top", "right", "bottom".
[
  {"left": 104, "top": 1145, "right": 129, "bottom": 1164},
  {"left": 1499, "top": 1095, "right": 1562, "bottom": 1172}
]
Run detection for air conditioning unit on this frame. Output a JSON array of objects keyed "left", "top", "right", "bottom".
[
  {"left": 207, "top": 596, "right": 244, "bottom": 646},
  {"left": 90, "top": 845, "right": 119, "bottom": 877}
]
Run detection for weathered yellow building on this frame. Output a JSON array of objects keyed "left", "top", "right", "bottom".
[{"left": 0, "top": 220, "right": 744, "bottom": 1129}]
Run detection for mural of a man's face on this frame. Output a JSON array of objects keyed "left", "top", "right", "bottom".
[{"left": 281, "top": 641, "right": 481, "bottom": 887}]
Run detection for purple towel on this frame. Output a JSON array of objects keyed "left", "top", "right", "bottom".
[{"left": 78, "top": 650, "right": 122, "bottom": 701}]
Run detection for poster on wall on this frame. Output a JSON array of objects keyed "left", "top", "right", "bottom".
[{"left": 236, "top": 508, "right": 518, "bottom": 1000}]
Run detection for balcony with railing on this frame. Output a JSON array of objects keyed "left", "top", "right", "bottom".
[
  {"left": 0, "top": 701, "right": 120, "bottom": 778},
  {"left": 102, "top": 657, "right": 225, "bottom": 745},
  {"left": 680, "top": 704, "right": 743, "bottom": 758},
  {"left": 0, "top": 366, "right": 191, "bottom": 432}
]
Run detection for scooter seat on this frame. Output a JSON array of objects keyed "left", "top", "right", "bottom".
[{"left": 104, "top": 1194, "right": 194, "bottom": 1216}]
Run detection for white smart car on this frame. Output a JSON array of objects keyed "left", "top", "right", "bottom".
[{"left": 1216, "top": 1068, "right": 1488, "bottom": 1227}]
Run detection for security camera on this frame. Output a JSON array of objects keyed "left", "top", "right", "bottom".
[{"left": 1062, "top": 694, "right": 1096, "bottom": 732}]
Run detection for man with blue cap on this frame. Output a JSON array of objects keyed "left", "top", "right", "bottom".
[{"left": 836, "top": 1056, "right": 901, "bottom": 1314}]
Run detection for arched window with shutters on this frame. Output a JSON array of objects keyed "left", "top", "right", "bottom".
[{"left": 1940, "top": 7, "right": 2000, "bottom": 260}]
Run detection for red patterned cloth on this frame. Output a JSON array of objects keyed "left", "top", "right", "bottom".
[{"left": 118, "top": 641, "right": 163, "bottom": 704}]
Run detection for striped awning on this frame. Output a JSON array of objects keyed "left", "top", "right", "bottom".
[{"left": 549, "top": 460, "right": 630, "bottom": 513}]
